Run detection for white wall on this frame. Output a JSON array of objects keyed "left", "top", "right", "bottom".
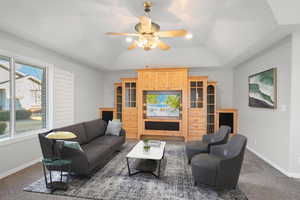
[
  {"left": 102, "top": 68, "right": 234, "bottom": 109},
  {"left": 234, "top": 37, "right": 292, "bottom": 172},
  {"left": 103, "top": 70, "right": 137, "bottom": 107},
  {"left": 189, "top": 68, "right": 234, "bottom": 108},
  {"left": 289, "top": 32, "right": 300, "bottom": 175},
  {"left": 0, "top": 31, "right": 104, "bottom": 178}
]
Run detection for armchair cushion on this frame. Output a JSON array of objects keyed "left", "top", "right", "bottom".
[{"left": 185, "top": 141, "right": 209, "bottom": 163}]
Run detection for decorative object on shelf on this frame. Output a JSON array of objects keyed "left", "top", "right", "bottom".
[
  {"left": 248, "top": 68, "right": 277, "bottom": 109},
  {"left": 106, "top": 1, "right": 189, "bottom": 51}
]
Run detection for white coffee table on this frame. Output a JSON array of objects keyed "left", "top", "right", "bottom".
[{"left": 126, "top": 140, "right": 166, "bottom": 178}]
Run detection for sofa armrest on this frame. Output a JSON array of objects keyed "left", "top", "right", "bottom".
[
  {"left": 119, "top": 128, "right": 126, "bottom": 136},
  {"left": 61, "top": 146, "right": 90, "bottom": 175}
]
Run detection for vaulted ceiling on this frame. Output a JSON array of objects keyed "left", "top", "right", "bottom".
[{"left": 0, "top": 0, "right": 298, "bottom": 70}]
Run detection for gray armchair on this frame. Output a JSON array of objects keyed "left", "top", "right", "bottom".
[
  {"left": 185, "top": 126, "right": 231, "bottom": 164},
  {"left": 191, "top": 134, "right": 247, "bottom": 190}
]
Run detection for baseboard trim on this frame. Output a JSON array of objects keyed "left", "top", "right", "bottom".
[
  {"left": 247, "top": 146, "right": 300, "bottom": 178},
  {"left": 0, "top": 157, "right": 42, "bottom": 180}
]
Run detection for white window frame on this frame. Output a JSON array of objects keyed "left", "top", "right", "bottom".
[{"left": 0, "top": 49, "right": 53, "bottom": 145}]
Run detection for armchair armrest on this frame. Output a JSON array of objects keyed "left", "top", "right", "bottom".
[
  {"left": 216, "top": 156, "right": 243, "bottom": 189},
  {"left": 210, "top": 144, "right": 228, "bottom": 158},
  {"left": 202, "top": 134, "right": 213, "bottom": 143}
]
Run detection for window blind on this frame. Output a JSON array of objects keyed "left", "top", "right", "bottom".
[{"left": 53, "top": 67, "right": 74, "bottom": 128}]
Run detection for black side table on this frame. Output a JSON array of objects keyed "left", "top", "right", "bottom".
[{"left": 42, "top": 159, "right": 71, "bottom": 191}]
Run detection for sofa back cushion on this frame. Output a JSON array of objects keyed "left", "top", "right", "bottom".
[
  {"left": 83, "top": 119, "right": 107, "bottom": 142},
  {"left": 53, "top": 123, "right": 88, "bottom": 145}
]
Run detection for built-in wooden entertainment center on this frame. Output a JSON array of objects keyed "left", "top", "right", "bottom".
[{"left": 99, "top": 67, "right": 238, "bottom": 141}]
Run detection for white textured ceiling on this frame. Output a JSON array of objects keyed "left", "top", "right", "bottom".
[{"left": 0, "top": 0, "right": 295, "bottom": 70}]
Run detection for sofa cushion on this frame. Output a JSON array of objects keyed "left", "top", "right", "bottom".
[
  {"left": 92, "top": 135, "right": 125, "bottom": 148},
  {"left": 83, "top": 119, "right": 107, "bottom": 142},
  {"left": 105, "top": 120, "right": 122, "bottom": 136},
  {"left": 81, "top": 142, "right": 112, "bottom": 166},
  {"left": 53, "top": 123, "right": 88, "bottom": 145}
]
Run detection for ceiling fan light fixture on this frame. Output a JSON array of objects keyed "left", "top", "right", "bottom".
[
  {"left": 126, "top": 37, "right": 133, "bottom": 43},
  {"left": 185, "top": 33, "right": 193, "bottom": 40}
]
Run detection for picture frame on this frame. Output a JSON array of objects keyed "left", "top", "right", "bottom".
[{"left": 248, "top": 68, "right": 277, "bottom": 109}]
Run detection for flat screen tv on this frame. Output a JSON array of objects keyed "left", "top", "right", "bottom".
[{"left": 145, "top": 91, "right": 181, "bottom": 118}]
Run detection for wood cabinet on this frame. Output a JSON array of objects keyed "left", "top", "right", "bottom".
[
  {"left": 207, "top": 82, "right": 217, "bottom": 134},
  {"left": 108, "top": 67, "right": 237, "bottom": 141},
  {"left": 114, "top": 83, "right": 122, "bottom": 120},
  {"left": 122, "top": 78, "right": 138, "bottom": 139},
  {"left": 188, "top": 76, "right": 208, "bottom": 141},
  {"left": 137, "top": 68, "right": 187, "bottom": 90},
  {"left": 137, "top": 68, "right": 188, "bottom": 140}
]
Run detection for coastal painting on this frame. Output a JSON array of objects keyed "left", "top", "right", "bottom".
[
  {"left": 146, "top": 93, "right": 180, "bottom": 117},
  {"left": 248, "top": 68, "right": 277, "bottom": 109}
]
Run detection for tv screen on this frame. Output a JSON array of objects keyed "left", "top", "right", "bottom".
[{"left": 146, "top": 91, "right": 181, "bottom": 118}]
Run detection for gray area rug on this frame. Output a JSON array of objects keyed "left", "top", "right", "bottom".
[{"left": 24, "top": 142, "right": 248, "bottom": 200}]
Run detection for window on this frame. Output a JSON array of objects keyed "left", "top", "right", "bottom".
[
  {"left": 0, "top": 55, "right": 48, "bottom": 140},
  {"left": 15, "top": 62, "right": 47, "bottom": 134},
  {"left": 0, "top": 57, "right": 11, "bottom": 139}
]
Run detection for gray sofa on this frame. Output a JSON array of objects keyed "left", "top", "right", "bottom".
[
  {"left": 185, "top": 126, "right": 231, "bottom": 164},
  {"left": 39, "top": 119, "right": 125, "bottom": 176},
  {"left": 191, "top": 134, "right": 247, "bottom": 190}
]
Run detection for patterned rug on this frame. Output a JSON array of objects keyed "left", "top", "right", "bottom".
[{"left": 24, "top": 142, "right": 248, "bottom": 200}]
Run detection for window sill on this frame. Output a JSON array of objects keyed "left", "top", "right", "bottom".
[{"left": 0, "top": 128, "right": 50, "bottom": 147}]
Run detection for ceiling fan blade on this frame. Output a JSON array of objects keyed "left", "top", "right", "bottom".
[
  {"left": 128, "top": 41, "right": 137, "bottom": 50},
  {"left": 139, "top": 16, "right": 152, "bottom": 33},
  {"left": 106, "top": 32, "right": 139, "bottom": 36},
  {"left": 157, "top": 40, "right": 170, "bottom": 50},
  {"left": 157, "top": 29, "right": 188, "bottom": 37}
]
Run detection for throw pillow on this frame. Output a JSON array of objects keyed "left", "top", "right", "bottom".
[
  {"left": 105, "top": 120, "right": 122, "bottom": 136},
  {"left": 63, "top": 141, "right": 83, "bottom": 152}
]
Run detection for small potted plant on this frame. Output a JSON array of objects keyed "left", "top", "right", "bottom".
[{"left": 143, "top": 139, "right": 151, "bottom": 152}]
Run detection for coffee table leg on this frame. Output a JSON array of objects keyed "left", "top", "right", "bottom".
[
  {"left": 157, "top": 159, "right": 161, "bottom": 178},
  {"left": 126, "top": 157, "right": 131, "bottom": 176}
]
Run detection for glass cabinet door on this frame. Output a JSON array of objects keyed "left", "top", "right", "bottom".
[
  {"left": 125, "top": 82, "right": 136, "bottom": 108},
  {"left": 116, "top": 86, "right": 122, "bottom": 120},
  {"left": 207, "top": 85, "right": 216, "bottom": 134},
  {"left": 190, "top": 81, "right": 203, "bottom": 108}
]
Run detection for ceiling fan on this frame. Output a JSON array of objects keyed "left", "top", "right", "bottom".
[{"left": 106, "top": 1, "right": 189, "bottom": 51}]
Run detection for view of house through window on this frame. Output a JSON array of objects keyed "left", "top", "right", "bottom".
[
  {"left": 0, "top": 57, "right": 10, "bottom": 138},
  {"left": 15, "top": 62, "right": 46, "bottom": 134},
  {"left": 0, "top": 56, "right": 47, "bottom": 139}
]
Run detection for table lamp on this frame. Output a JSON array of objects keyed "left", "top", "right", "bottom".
[{"left": 46, "top": 131, "right": 77, "bottom": 160}]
